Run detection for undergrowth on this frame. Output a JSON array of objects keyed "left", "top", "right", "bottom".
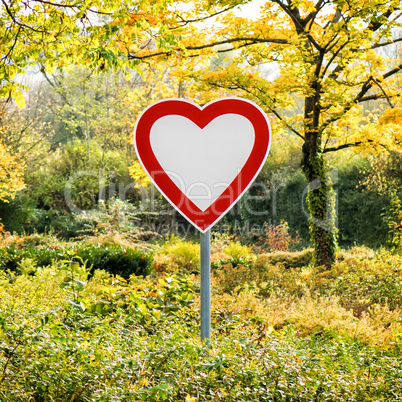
[{"left": 0, "top": 233, "right": 402, "bottom": 400}]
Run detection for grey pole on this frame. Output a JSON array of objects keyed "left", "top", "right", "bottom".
[{"left": 200, "top": 229, "right": 211, "bottom": 344}]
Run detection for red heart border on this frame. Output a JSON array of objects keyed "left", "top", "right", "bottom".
[{"left": 134, "top": 97, "right": 271, "bottom": 233}]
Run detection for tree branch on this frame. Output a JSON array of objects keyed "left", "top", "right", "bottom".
[
  {"left": 323, "top": 140, "right": 373, "bottom": 153},
  {"left": 1, "top": 0, "right": 16, "bottom": 23},
  {"left": 24, "top": 0, "right": 113, "bottom": 15},
  {"left": 269, "top": 107, "right": 305, "bottom": 140},
  {"left": 203, "top": 73, "right": 305, "bottom": 140},
  {"left": 2, "top": 24, "right": 21, "bottom": 62},
  {"left": 324, "top": 5, "right": 341, "bottom": 30},
  {"left": 369, "top": 8, "right": 396, "bottom": 32},
  {"left": 129, "top": 37, "right": 289, "bottom": 60},
  {"left": 271, "top": 0, "right": 324, "bottom": 52},
  {"left": 322, "top": 60, "right": 402, "bottom": 132},
  {"left": 373, "top": 78, "right": 394, "bottom": 108},
  {"left": 359, "top": 92, "right": 401, "bottom": 103},
  {"left": 173, "top": 6, "right": 239, "bottom": 28},
  {"left": 1, "top": 0, "right": 48, "bottom": 33},
  {"left": 305, "top": 0, "right": 328, "bottom": 30},
  {"left": 326, "top": 5, "right": 400, "bottom": 82},
  {"left": 383, "top": 62, "right": 402, "bottom": 80},
  {"left": 320, "top": 76, "right": 373, "bottom": 131},
  {"left": 321, "top": 40, "right": 348, "bottom": 78},
  {"left": 371, "top": 36, "right": 402, "bottom": 50},
  {"left": 272, "top": 0, "right": 304, "bottom": 34}
]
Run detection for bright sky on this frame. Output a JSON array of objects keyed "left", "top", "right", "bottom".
[{"left": 234, "top": 0, "right": 266, "bottom": 19}]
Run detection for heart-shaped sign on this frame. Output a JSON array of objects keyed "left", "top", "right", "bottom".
[{"left": 134, "top": 97, "right": 271, "bottom": 233}]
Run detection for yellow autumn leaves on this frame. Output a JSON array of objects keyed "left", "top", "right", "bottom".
[{"left": 0, "top": 142, "right": 25, "bottom": 202}]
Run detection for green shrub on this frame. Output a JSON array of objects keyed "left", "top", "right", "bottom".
[
  {"left": 75, "top": 243, "right": 153, "bottom": 278},
  {"left": 212, "top": 249, "right": 313, "bottom": 294},
  {"left": 1, "top": 290, "right": 402, "bottom": 401},
  {"left": 0, "top": 243, "right": 153, "bottom": 279},
  {"left": 1, "top": 232, "right": 61, "bottom": 248},
  {"left": 328, "top": 252, "right": 402, "bottom": 311},
  {"left": 85, "top": 274, "right": 194, "bottom": 320},
  {"left": 213, "top": 264, "right": 259, "bottom": 294},
  {"left": 337, "top": 245, "right": 376, "bottom": 261},
  {"left": 209, "top": 241, "right": 255, "bottom": 270},
  {"left": 210, "top": 232, "right": 233, "bottom": 253},
  {"left": 256, "top": 248, "right": 313, "bottom": 269},
  {"left": 152, "top": 238, "right": 200, "bottom": 274},
  {"left": 213, "top": 261, "right": 305, "bottom": 296},
  {"left": 223, "top": 241, "right": 253, "bottom": 259},
  {"left": 1, "top": 254, "right": 402, "bottom": 400}
]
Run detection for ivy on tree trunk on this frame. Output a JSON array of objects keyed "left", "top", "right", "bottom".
[
  {"left": 301, "top": 92, "right": 338, "bottom": 267},
  {"left": 302, "top": 150, "right": 337, "bottom": 267}
]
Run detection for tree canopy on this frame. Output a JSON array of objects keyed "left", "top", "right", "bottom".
[
  {"left": 0, "top": 0, "right": 185, "bottom": 107},
  {"left": 128, "top": 0, "right": 402, "bottom": 265}
]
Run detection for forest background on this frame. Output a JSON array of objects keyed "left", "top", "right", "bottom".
[
  {"left": 1, "top": 0, "right": 402, "bottom": 260},
  {"left": 2, "top": 1, "right": 402, "bottom": 399}
]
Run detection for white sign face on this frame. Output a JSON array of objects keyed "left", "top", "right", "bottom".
[
  {"left": 134, "top": 97, "right": 271, "bottom": 233},
  {"left": 150, "top": 114, "right": 255, "bottom": 211}
]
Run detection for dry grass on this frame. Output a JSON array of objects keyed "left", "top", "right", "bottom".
[
  {"left": 210, "top": 288, "right": 402, "bottom": 350},
  {"left": 83, "top": 233, "right": 156, "bottom": 252}
]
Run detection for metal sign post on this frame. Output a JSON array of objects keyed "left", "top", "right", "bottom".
[
  {"left": 133, "top": 97, "right": 271, "bottom": 344},
  {"left": 200, "top": 229, "right": 211, "bottom": 344}
]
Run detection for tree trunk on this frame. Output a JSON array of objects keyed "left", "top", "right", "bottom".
[{"left": 301, "top": 98, "right": 337, "bottom": 267}]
